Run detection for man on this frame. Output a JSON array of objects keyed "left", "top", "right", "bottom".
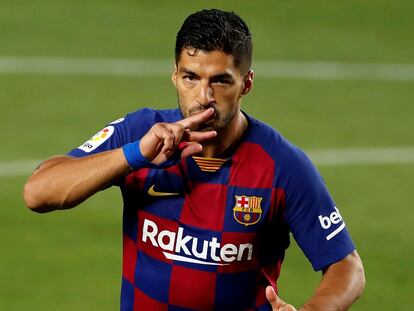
[{"left": 23, "top": 9, "right": 365, "bottom": 311}]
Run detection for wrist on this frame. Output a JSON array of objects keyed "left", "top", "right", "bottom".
[{"left": 122, "top": 140, "right": 151, "bottom": 170}]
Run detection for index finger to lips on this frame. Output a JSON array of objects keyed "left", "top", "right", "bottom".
[
  {"left": 183, "top": 130, "right": 217, "bottom": 143},
  {"left": 176, "top": 107, "right": 215, "bottom": 129}
]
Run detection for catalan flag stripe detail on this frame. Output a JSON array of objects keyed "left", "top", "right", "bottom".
[{"left": 193, "top": 156, "right": 227, "bottom": 172}]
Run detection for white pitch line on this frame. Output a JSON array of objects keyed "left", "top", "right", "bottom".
[
  {"left": 1, "top": 147, "right": 414, "bottom": 178},
  {"left": 254, "top": 60, "right": 414, "bottom": 81},
  {"left": 0, "top": 159, "right": 41, "bottom": 177},
  {"left": 1, "top": 56, "right": 414, "bottom": 81},
  {"left": 307, "top": 147, "right": 414, "bottom": 166},
  {"left": 0, "top": 56, "right": 173, "bottom": 76}
]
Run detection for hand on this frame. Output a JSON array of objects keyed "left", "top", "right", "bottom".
[
  {"left": 139, "top": 108, "right": 217, "bottom": 165},
  {"left": 266, "top": 286, "right": 297, "bottom": 311}
]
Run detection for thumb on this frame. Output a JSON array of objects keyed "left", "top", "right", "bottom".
[
  {"left": 266, "top": 286, "right": 296, "bottom": 311},
  {"left": 266, "top": 286, "right": 280, "bottom": 307}
]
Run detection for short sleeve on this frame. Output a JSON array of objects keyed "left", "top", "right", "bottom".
[
  {"left": 284, "top": 147, "right": 355, "bottom": 271},
  {"left": 67, "top": 108, "right": 157, "bottom": 158}
]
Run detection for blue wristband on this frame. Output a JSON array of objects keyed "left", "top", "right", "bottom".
[
  {"left": 122, "top": 140, "right": 150, "bottom": 170},
  {"left": 122, "top": 140, "right": 181, "bottom": 171}
]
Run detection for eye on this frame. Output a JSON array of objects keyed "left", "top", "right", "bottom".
[
  {"left": 183, "top": 75, "right": 196, "bottom": 82},
  {"left": 211, "top": 77, "right": 233, "bottom": 85},
  {"left": 215, "top": 79, "right": 231, "bottom": 85}
]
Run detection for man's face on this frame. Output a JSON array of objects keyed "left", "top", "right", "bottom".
[{"left": 172, "top": 48, "right": 253, "bottom": 132}]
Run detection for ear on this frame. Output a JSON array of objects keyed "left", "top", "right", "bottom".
[
  {"left": 171, "top": 65, "right": 178, "bottom": 88},
  {"left": 241, "top": 70, "right": 254, "bottom": 96}
]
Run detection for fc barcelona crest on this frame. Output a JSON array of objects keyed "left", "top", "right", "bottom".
[{"left": 233, "top": 195, "right": 263, "bottom": 226}]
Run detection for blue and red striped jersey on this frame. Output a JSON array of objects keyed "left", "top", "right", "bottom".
[{"left": 68, "top": 108, "right": 355, "bottom": 310}]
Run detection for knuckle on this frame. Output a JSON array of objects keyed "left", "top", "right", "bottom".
[
  {"left": 165, "top": 132, "right": 174, "bottom": 140},
  {"left": 173, "top": 122, "right": 185, "bottom": 130},
  {"left": 175, "top": 124, "right": 186, "bottom": 134},
  {"left": 152, "top": 123, "right": 165, "bottom": 131}
]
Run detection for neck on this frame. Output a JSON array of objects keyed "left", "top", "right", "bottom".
[{"left": 200, "top": 110, "right": 248, "bottom": 158}]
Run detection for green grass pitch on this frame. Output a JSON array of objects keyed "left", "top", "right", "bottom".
[{"left": 1, "top": 1, "right": 413, "bottom": 310}]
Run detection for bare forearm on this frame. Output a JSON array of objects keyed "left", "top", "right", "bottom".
[
  {"left": 23, "top": 148, "right": 130, "bottom": 212},
  {"left": 299, "top": 251, "right": 365, "bottom": 311}
]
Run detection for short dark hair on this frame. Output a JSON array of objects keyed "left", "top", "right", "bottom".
[{"left": 175, "top": 9, "right": 252, "bottom": 73}]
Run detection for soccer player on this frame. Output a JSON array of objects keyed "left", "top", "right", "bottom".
[{"left": 23, "top": 9, "right": 365, "bottom": 311}]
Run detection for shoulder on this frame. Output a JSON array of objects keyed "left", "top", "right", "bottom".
[
  {"left": 125, "top": 107, "right": 182, "bottom": 125},
  {"left": 244, "top": 113, "right": 309, "bottom": 166},
  {"left": 120, "top": 108, "right": 182, "bottom": 137},
  {"left": 67, "top": 107, "right": 182, "bottom": 157},
  {"left": 243, "top": 113, "right": 320, "bottom": 186}
]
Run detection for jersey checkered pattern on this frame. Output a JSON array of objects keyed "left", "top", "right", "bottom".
[{"left": 68, "top": 108, "right": 355, "bottom": 310}]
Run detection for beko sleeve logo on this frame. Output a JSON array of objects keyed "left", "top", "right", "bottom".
[{"left": 318, "top": 207, "right": 346, "bottom": 241}]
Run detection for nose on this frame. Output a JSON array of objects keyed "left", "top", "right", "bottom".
[{"left": 196, "top": 82, "right": 214, "bottom": 107}]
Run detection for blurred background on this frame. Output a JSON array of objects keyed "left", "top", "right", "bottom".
[{"left": 1, "top": 1, "right": 413, "bottom": 309}]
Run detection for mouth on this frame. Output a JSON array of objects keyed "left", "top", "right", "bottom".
[
  {"left": 189, "top": 107, "right": 217, "bottom": 131},
  {"left": 190, "top": 106, "right": 216, "bottom": 117},
  {"left": 191, "top": 107, "right": 217, "bottom": 119}
]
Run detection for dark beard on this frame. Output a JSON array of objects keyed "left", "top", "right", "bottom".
[{"left": 179, "top": 101, "right": 237, "bottom": 132}]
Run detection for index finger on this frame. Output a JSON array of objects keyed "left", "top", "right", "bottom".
[{"left": 176, "top": 107, "right": 215, "bottom": 129}]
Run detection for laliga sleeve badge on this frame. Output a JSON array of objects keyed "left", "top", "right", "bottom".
[
  {"left": 78, "top": 126, "right": 115, "bottom": 153},
  {"left": 233, "top": 195, "right": 263, "bottom": 226}
]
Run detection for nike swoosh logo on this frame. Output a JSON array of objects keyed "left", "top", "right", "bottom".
[{"left": 148, "top": 185, "right": 179, "bottom": 197}]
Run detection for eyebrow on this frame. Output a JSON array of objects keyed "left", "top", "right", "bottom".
[
  {"left": 211, "top": 73, "right": 234, "bottom": 81},
  {"left": 179, "top": 67, "right": 198, "bottom": 75},
  {"left": 179, "top": 67, "right": 234, "bottom": 81}
]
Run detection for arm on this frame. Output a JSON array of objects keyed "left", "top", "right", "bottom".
[
  {"left": 300, "top": 250, "right": 365, "bottom": 310},
  {"left": 23, "top": 149, "right": 130, "bottom": 213},
  {"left": 267, "top": 250, "right": 365, "bottom": 311},
  {"left": 23, "top": 108, "right": 216, "bottom": 213}
]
